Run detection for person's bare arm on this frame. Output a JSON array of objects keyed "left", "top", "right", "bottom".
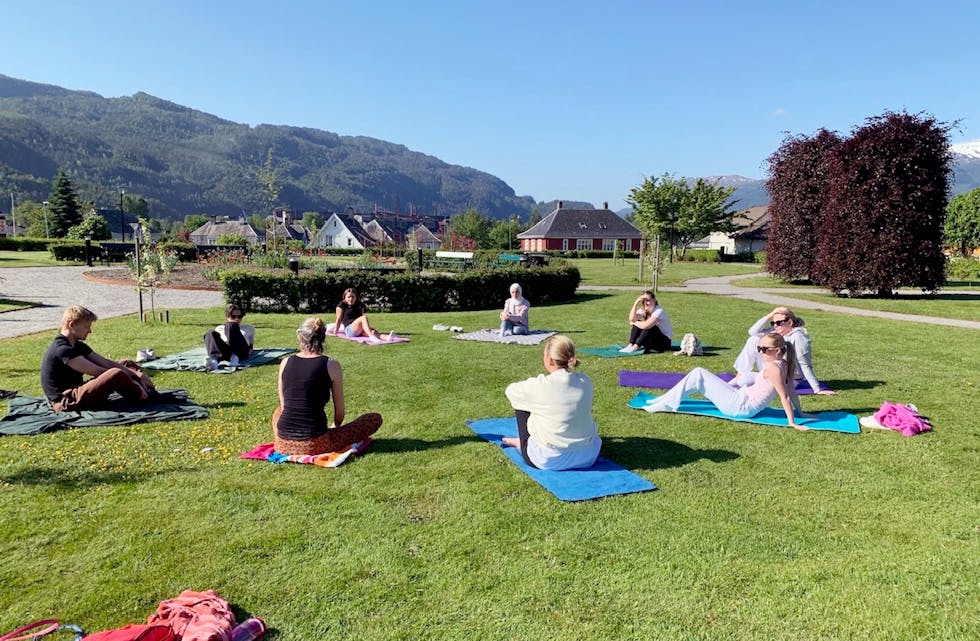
[{"left": 328, "top": 358, "right": 345, "bottom": 428}]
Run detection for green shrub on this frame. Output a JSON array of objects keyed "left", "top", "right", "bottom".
[
  {"left": 158, "top": 242, "right": 197, "bottom": 262},
  {"left": 946, "top": 256, "right": 980, "bottom": 282},
  {"left": 222, "top": 265, "right": 581, "bottom": 313},
  {"left": 0, "top": 237, "right": 51, "bottom": 251},
  {"left": 678, "top": 249, "right": 722, "bottom": 263},
  {"left": 48, "top": 241, "right": 89, "bottom": 262}
]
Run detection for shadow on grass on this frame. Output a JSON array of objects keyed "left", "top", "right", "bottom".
[
  {"left": 823, "top": 379, "right": 885, "bottom": 391},
  {"left": 373, "top": 434, "right": 478, "bottom": 453},
  {"left": 1, "top": 466, "right": 171, "bottom": 489},
  {"left": 602, "top": 436, "right": 738, "bottom": 471},
  {"left": 205, "top": 401, "right": 248, "bottom": 409}
]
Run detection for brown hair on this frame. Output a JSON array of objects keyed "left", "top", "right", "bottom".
[
  {"left": 343, "top": 288, "right": 358, "bottom": 300},
  {"left": 225, "top": 303, "right": 243, "bottom": 318},
  {"left": 759, "top": 333, "right": 797, "bottom": 385},
  {"left": 297, "top": 317, "right": 327, "bottom": 354},
  {"left": 545, "top": 335, "right": 580, "bottom": 370},
  {"left": 61, "top": 305, "right": 97, "bottom": 329}
]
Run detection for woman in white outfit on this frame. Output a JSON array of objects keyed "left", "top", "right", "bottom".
[
  {"left": 732, "top": 307, "right": 836, "bottom": 395},
  {"left": 645, "top": 333, "right": 814, "bottom": 430},
  {"left": 502, "top": 335, "right": 602, "bottom": 470}
]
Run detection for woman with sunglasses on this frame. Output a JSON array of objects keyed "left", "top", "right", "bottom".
[
  {"left": 732, "top": 307, "right": 835, "bottom": 395},
  {"left": 203, "top": 303, "right": 254, "bottom": 370},
  {"left": 643, "top": 334, "right": 813, "bottom": 429},
  {"left": 619, "top": 291, "right": 673, "bottom": 354}
]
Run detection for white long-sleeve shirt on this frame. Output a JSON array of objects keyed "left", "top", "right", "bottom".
[{"left": 505, "top": 368, "right": 597, "bottom": 451}]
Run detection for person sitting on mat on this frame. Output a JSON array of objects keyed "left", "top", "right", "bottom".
[
  {"left": 620, "top": 291, "right": 673, "bottom": 354},
  {"left": 731, "top": 306, "right": 835, "bottom": 395},
  {"left": 502, "top": 335, "right": 601, "bottom": 470},
  {"left": 273, "top": 317, "right": 383, "bottom": 455},
  {"left": 331, "top": 288, "right": 393, "bottom": 343},
  {"left": 203, "top": 303, "right": 254, "bottom": 370},
  {"left": 644, "top": 333, "right": 815, "bottom": 430},
  {"left": 40, "top": 305, "right": 156, "bottom": 412},
  {"left": 499, "top": 282, "right": 530, "bottom": 336}
]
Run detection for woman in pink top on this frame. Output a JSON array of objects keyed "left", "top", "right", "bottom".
[{"left": 643, "top": 334, "right": 814, "bottom": 430}]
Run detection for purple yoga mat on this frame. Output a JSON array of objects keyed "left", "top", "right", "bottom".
[{"left": 618, "top": 370, "right": 822, "bottom": 395}]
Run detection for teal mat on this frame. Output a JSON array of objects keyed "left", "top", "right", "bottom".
[
  {"left": 628, "top": 391, "right": 860, "bottom": 433},
  {"left": 141, "top": 347, "right": 295, "bottom": 372},
  {"left": 578, "top": 344, "right": 649, "bottom": 358}
]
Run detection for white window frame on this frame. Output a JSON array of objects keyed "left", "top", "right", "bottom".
[{"left": 576, "top": 238, "right": 591, "bottom": 251}]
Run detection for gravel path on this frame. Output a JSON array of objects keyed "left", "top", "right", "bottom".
[{"left": 0, "top": 266, "right": 225, "bottom": 340}]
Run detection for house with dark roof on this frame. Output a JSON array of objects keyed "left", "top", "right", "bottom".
[
  {"left": 311, "top": 213, "right": 375, "bottom": 249},
  {"left": 516, "top": 201, "right": 642, "bottom": 252},
  {"left": 408, "top": 223, "right": 442, "bottom": 249},
  {"left": 312, "top": 210, "right": 445, "bottom": 249},
  {"left": 188, "top": 219, "right": 261, "bottom": 245},
  {"left": 695, "top": 205, "right": 769, "bottom": 255}
]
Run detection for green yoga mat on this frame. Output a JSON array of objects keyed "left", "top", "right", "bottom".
[{"left": 140, "top": 347, "right": 295, "bottom": 372}]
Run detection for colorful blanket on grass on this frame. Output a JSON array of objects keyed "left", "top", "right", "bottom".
[
  {"left": 618, "top": 370, "right": 826, "bottom": 395},
  {"left": 0, "top": 389, "right": 208, "bottom": 436},
  {"left": 331, "top": 333, "right": 410, "bottom": 345},
  {"left": 239, "top": 438, "right": 372, "bottom": 467},
  {"left": 452, "top": 329, "right": 556, "bottom": 345},
  {"left": 466, "top": 418, "right": 656, "bottom": 501},
  {"left": 140, "top": 347, "right": 295, "bottom": 372},
  {"left": 627, "top": 391, "right": 859, "bottom": 433}
]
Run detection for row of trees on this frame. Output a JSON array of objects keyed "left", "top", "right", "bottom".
[{"left": 766, "top": 111, "right": 952, "bottom": 295}]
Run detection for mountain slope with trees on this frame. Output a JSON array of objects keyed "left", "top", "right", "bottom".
[{"left": 0, "top": 74, "right": 537, "bottom": 220}]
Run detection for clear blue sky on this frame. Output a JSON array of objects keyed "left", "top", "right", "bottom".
[{"left": 5, "top": 0, "right": 978, "bottom": 210}]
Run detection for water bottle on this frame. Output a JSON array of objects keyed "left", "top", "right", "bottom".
[{"left": 231, "top": 617, "right": 266, "bottom": 641}]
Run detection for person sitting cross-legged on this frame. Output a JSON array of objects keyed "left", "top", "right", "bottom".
[
  {"left": 40, "top": 305, "right": 156, "bottom": 412},
  {"left": 203, "top": 303, "right": 254, "bottom": 370}
]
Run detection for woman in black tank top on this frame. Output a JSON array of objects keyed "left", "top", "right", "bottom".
[{"left": 273, "top": 317, "right": 382, "bottom": 455}]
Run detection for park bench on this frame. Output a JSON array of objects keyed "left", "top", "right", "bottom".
[
  {"left": 495, "top": 253, "right": 523, "bottom": 268},
  {"left": 428, "top": 250, "right": 475, "bottom": 272},
  {"left": 98, "top": 242, "right": 136, "bottom": 264}
]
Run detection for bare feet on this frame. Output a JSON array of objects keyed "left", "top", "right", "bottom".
[{"left": 501, "top": 437, "right": 520, "bottom": 448}]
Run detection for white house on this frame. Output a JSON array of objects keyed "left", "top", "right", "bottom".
[{"left": 311, "top": 213, "right": 373, "bottom": 249}]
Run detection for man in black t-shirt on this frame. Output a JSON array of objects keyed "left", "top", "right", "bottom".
[{"left": 40, "top": 306, "right": 155, "bottom": 412}]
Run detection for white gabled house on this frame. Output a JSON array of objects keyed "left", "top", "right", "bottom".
[{"left": 311, "top": 213, "right": 373, "bottom": 249}]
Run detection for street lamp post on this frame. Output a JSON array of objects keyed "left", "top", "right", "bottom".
[
  {"left": 119, "top": 190, "right": 125, "bottom": 241},
  {"left": 9, "top": 193, "right": 15, "bottom": 238},
  {"left": 130, "top": 222, "right": 144, "bottom": 322},
  {"left": 42, "top": 200, "right": 50, "bottom": 239}
]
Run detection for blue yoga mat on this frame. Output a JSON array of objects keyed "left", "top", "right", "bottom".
[
  {"left": 627, "top": 391, "right": 860, "bottom": 433},
  {"left": 466, "top": 417, "right": 657, "bottom": 501}
]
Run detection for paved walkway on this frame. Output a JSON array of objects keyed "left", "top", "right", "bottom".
[
  {"left": 0, "top": 266, "right": 224, "bottom": 340},
  {"left": 581, "top": 274, "right": 980, "bottom": 329},
  {"left": 2, "top": 267, "right": 977, "bottom": 340}
]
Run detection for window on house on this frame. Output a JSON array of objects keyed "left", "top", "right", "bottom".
[
  {"left": 347, "top": 238, "right": 352, "bottom": 247},
  {"left": 577, "top": 238, "right": 591, "bottom": 251},
  {"left": 602, "top": 238, "right": 615, "bottom": 251},
  {"left": 562, "top": 239, "right": 569, "bottom": 251}
]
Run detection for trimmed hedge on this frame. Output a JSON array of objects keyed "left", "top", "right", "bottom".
[
  {"left": 222, "top": 265, "right": 581, "bottom": 313},
  {"left": 49, "top": 241, "right": 91, "bottom": 262},
  {"left": 677, "top": 249, "right": 723, "bottom": 263},
  {"left": 0, "top": 237, "right": 52, "bottom": 251}
]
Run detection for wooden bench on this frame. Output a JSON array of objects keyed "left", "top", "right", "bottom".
[
  {"left": 98, "top": 242, "right": 136, "bottom": 264},
  {"left": 427, "top": 250, "right": 475, "bottom": 272}
]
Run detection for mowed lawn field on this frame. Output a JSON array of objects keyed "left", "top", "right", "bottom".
[{"left": 0, "top": 271, "right": 977, "bottom": 640}]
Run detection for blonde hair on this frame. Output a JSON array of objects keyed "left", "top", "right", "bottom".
[
  {"left": 62, "top": 305, "right": 97, "bottom": 329},
  {"left": 297, "top": 317, "right": 327, "bottom": 354},
  {"left": 759, "top": 333, "right": 797, "bottom": 385},
  {"left": 773, "top": 306, "right": 804, "bottom": 328},
  {"left": 545, "top": 335, "right": 580, "bottom": 370}
]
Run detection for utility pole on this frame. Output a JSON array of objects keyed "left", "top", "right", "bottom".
[
  {"left": 9, "top": 193, "right": 15, "bottom": 238},
  {"left": 119, "top": 190, "right": 125, "bottom": 241}
]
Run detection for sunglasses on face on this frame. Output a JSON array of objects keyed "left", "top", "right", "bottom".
[
  {"left": 757, "top": 345, "right": 782, "bottom": 354},
  {"left": 770, "top": 318, "right": 792, "bottom": 327},
  {"left": 229, "top": 314, "right": 243, "bottom": 319}
]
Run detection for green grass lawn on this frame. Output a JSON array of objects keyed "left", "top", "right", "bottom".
[
  {"left": 0, "top": 250, "right": 82, "bottom": 267},
  {"left": 570, "top": 258, "right": 762, "bottom": 287},
  {"left": 0, "top": 298, "right": 40, "bottom": 313},
  {"left": 732, "top": 274, "right": 980, "bottom": 290},
  {"left": 783, "top": 292, "right": 980, "bottom": 322},
  {"left": 1, "top": 291, "right": 977, "bottom": 640}
]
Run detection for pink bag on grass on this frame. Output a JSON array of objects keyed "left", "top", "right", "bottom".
[{"left": 873, "top": 402, "right": 932, "bottom": 437}]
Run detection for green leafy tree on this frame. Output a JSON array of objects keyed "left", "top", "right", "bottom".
[
  {"left": 945, "top": 188, "right": 980, "bottom": 256},
  {"left": 301, "top": 211, "right": 324, "bottom": 233},
  {"left": 489, "top": 215, "right": 522, "bottom": 250},
  {"left": 216, "top": 233, "right": 248, "bottom": 246},
  {"left": 183, "top": 214, "right": 209, "bottom": 233},
  {"left": 257, "top": 148, "right": 282, "bottom": 214},
  {"left": 46, "top": 169, "right": 83, "bottom": 237},
  {"left": 122, "top": 194, "right": 149, "bottom": 218},
  {"left": 675, "top": 178, "right": 738, "bottom": 257},
  {"left": 14, "top": 201, "right": 49, "bottom": 238},
  {"left": 66, "top": 213, "right": 112, "bottom": 240},
  {"left": 450, "top": 208, "right": 493, "bottom": 248},
  {"left": 627, "top": 173, "right": 687, "bottom": 260}
]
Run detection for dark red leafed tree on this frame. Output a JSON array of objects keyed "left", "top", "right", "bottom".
[
  {"left": 812, "top": 112, "right": 951, "bottom": 295},
  {"left": 764, "top": 129, "right": 841, "bottom": 281}
]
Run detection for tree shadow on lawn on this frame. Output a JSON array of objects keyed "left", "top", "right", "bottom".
[
  {"left": 1, "top": 465, "right": 177, "bottom": 489},
  {"left": 823, "top": 379, "right": 885, "bottom": 392},
  {"left": 602, "top": 436, "right": 738, "bottom": 471}
]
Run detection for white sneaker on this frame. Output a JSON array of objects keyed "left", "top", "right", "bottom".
[
  {"left": 229, "top": 355, "right": 240, "bottom": 367},
  {"left": 432, "top": 324, "right": 449, "bottom": 331},
  {"left": 145, "top": 348, "right": 157, "bottom": 361},
  {"left": 205, "top": 356, "right": 219, "bottom": 371},
  {"left": 450, "top": 326, "right": 463, "bottom": 333},
  {"left": 387, "top": 331, "right": 397, "bottom": 342},
  {"left": 136, "top": 349, "right": 149, "bottom": 363},
  {"left": 621, "top": 345, "right": 640, "bottom": 354}
]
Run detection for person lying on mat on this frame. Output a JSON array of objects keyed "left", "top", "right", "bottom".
[
  {"left": 40, "top": 305, "right": 156, "bottom": 412},
  {"left": 731, "top": 306, "right": 835, "bottom": 395},
  {"left": 203, "top": 303, "right": 254, "bottom": 370},
  {"left": 644, "top": 333, "right": 816, "bottom": 430},
  {"left": 499, "top": 282, "right": 530, "bottom": 336},
  {"left": 331, "top": 288, "right": 393, "bottom": 343},
  {"left": 273, "top": 316, "right": 383, "bottom": 455},
  {"left": 502, "top": 335, "right": 602, "bottom": 470},
  {"left": 620, "top": 291, "right": 673, "bottom": 354}
]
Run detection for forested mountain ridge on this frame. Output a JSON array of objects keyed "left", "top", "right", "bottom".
[{"left": 0, "top": 74, "right": 538, "bottom": 220}]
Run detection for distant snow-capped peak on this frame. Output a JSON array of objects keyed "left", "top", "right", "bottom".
[{"left": 951, "top": 140, "right": 980, "bottom": 160}]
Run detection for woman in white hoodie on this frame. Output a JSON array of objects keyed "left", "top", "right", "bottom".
[{"left": 502, "top": 335, "right": 601, "bottom": 470}]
